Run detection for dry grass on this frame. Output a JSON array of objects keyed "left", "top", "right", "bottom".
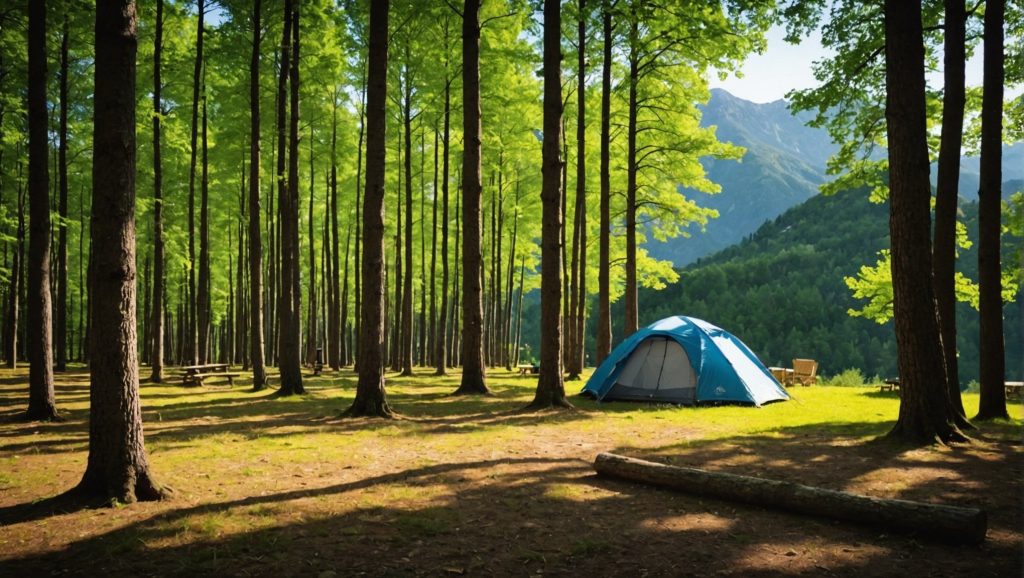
[{"left": 0, "top": 365, "right": 1021, "bottom": 577}]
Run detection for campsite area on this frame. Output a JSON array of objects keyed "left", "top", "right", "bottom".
[{"left": 1, "top": 367, "right": 1021, "bottom": 577}]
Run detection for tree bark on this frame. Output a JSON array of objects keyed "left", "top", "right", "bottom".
[
  {"left": 346, "top": 0, "right": 393, "bottom": 417},
  {"left": 527, "top": 0, "right": 572, "bottom": 410},
  {"left": 26, "top": 0, "right": 59, "bottom": 421},
  {"left": 248, "top": 0, "right": 267, "bottom": 390},
  {"left": 436, "top": 25, "right": 452, "bottom": 376},
  {"left": 306, "top": 125, "right": 317, "bottom": 366},
  {"left": 593, "top": 453, "right": 986, "bottom": 545},
  {"left": 884, "top": 0, "right": 967, "bottom": 444},
  {"left": 278, "top": 0, "right": 304, "bottom": 395},
  {"left": 568, "top": 0, "right": 587, "bottom": 379},
  {"left": 77, "top": 0, "right": 167, "bottom": 503},
  {"left": 623, "top": 13, "right": 639, "bottom": 337},
  {"left": 150, "top": 0, "right": 165, "bottom": 382},
  {"left": 932, "top": 0, "right": 970, "bottom": 427},
  {"left": 455, "top": 0, "right": 489, "bottom": 395},
  {"left": 429, "top": 126, "right": 439, "bottom": 368},
  {"left": 329, "top": 95, "right": 341, "bottom": 370},
  {"left": 401, "top": 64, "right": 414, "bottom": 376},
  {"left": 56, "top": 10, "right": 70, "bottom": 373},
  {"left": 198, "top": 70, "right": 211, "bottom": 364},
  {"left": 186, "top": 0, "right": 204, "bottom": 366},
  {"left": 975, "top": 0, "right": 1007, "bottom": 420}
]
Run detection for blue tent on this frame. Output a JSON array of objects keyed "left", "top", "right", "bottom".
[{"left": 582, "top": 316, "right": 789, "bottom": 406}]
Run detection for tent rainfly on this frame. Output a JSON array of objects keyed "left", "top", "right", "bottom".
[{"left": 582, "top": 316, "right": 789, "bottom": 406}]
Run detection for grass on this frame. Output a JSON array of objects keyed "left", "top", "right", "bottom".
[{"left": 0, "top": 365, "right": 1021, "bottom": 576}]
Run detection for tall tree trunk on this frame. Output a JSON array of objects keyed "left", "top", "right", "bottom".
[
  {"left": 56, "top": 11, "right": 69, "bottom": 373},
  {"left": 198, "top": 72, "right": 211, "bottom": 364},
  {"left": 975, "top": 0, "right": 1007, "bottom": 420},
  {"left": 391, "top": 146, "right": 403, "bottom": 372},
  {"left": 623, "top": 13, "right": 639, "bottom": 337},
  {"left": 514, "top": 254, "right": 525, "bottom": 366},
  {"left": 150, "top": 0, "right": 165, "bottom": 382},
  {"left": 596, "top": 1, "right": 612, "bottom": 365},
  {"left": 932, "top": 0, "right": 970, "bottom": 427},
  {"left": 429, "top": 126, "right": 439, "bottom": 368},
  {"left": 340, "top": 221, "right": 351, "bottom": 366},
  {"left": 187, "top": 0, "right": 204, "bottom": 365},
  {"left": 347, "top": 0, "right": 393, "bottom": 418},
  {"left": 306, "top": 125, "right": 317, "bottom": 366},
  {"left": 419, "top": 130, "right": 427, "bottom": 367},
  {"left": 401, "top": 65, "right": 414, "bottom": 376},
  {"left": 278, "top": 0, "right": 304, "bottom": 395},
  {"left": 77, "top": 0, "right": 167, "bottom": 503},
  {"left": 329, "top": 96, "right": 341, "bottom": 370},
  {"left": 354, "top": 70, "right": 366, "bottom": 369},
  {"left": 6, "top": 171, "right": 22, "bottom": 368},
  {"left": 568, "top": 0, "right": 587, "bottom": 379},
  {"left": 503, "top": 183, "right": 519, "bottom": 370},
  {"left": 884, "top": 0, "right": 967, "bottom": 444},
  {"left": 248, "top": 0, "right": 267, "bottom": 390},
  {"left": 455, "top": 0, "right": 489, "bottom": 395},
  {"left": 26, "top": 0, "right": 59, "bottom": 421},
  {"left": 436, "top": 25, "right": 452, "bottom": 376},
  {"left": 528, "top": 0, "right": 571, "bottom": 410},
  {"left": 236, "top": 170, "right": 246, "bottom": 366}
]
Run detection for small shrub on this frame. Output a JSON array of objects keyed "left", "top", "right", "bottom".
[{"left": 823, "top": 368, "right": 866, "bottom": 387}]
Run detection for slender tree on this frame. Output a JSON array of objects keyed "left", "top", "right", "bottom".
[
  {"left": 346, "top": 0, "right": 394, "bottom": 417},
  {"left": 278, "top": 0, "right": 304, "bottom": 395},
  {"left": 435, "top": 16, "right": 452, "bottom": 376},
  {"left": 186, "top": 0, "right": 205, "bottom": 365},
  {"left": 884, "top": 0, "right": 967, "bottom": 444},
  {"left": 150, "top": 0, "right": 165, "bottom": 382},
  {"left": 401, "top": 58, "right": 415, "bottom": 377},
  {"left": 26, "top": 0, "right": 59, "bottom": 421},
  {"left": 454, "top": 0, "right": 489, "bottom": 395},
  {"left": 528, "top": 0, "right": 572, "bottom": 410},
  {"left": 56, "top": 10, "right": 70, "bottom": 373},
  {"left": 76, "top": 0, "right": 167, "bottom": 502},
  {"left": 976, "top": 0, "right": 1008, "bottom": 420},
  {"left": 329, "top": 94, "right": 341, "bottom": 370},
  {"left": 248, "top": 0, "right": 267, "bottom": 390},
  {"left": 198, "top": 61, "right": 211, "bottom": 363},
  {"left": 567, "top": 0, "right": 587, "bottom": 379},
  {"left": 931, "top": 0, "right": 970, "bottom": 426},
  {"left": 596, "top": 1, "right": 612, "bottom": 365}
]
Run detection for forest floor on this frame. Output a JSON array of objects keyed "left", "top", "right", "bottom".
[{"left": 0, "top": 366, "right": 1021, "bottom": 577}]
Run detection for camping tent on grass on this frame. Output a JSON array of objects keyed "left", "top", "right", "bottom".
[{"left": 582, "top": 316, "right": 789, "bottom": 406}]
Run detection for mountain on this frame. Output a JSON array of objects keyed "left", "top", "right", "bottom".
[{"left": 648, "top": 89, "right": 838, "bottom": 266}]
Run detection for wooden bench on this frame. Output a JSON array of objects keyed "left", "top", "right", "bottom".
[
  {"left": 191, "top": 372, "right": 242, "bottom": 387},
  {"left": 1006, "top": 381, "right": 1023, "bottom": 399},
  {"left": 879, "top": 378, "right": 900, "bottom": 393},
  {"left": 517, "top": 364, "right": 539, "bottom": 376}
]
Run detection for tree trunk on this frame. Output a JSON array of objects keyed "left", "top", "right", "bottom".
[
  {"left": 429, "top": 127, "right": 439, "bottom": 368},
  {"left": 198, "top": 71, "right": 211, "bottom": 364},
  {"left": 329, "top": 96, "right": 341, "bottom": 370},
  {"left": 932, "top": 0, "right": 970, "bottom": 427},
  {"left": 56, "top": 11, "right": 70, "bottom": 373},
  {"left": 307, "top": 125, "right": 317, "bottom": 366},
  {"left": 278, "top": 0, "right": 304, "bottom": 395},
  {"left": 248, "top": 0, "right": 267, "bottom": 390},
  {"left": 347, "top": 0, "right": 393, "bottom": 418},
  {"left": 391, "top": 150, "right": 403, "bottom": 372},
  {"left": 597, "top": 1, "right": 612, "bottom": 366},
  {"left": 568, "top": 0, "right": 587, "bottom": 379},
  {"left": 528, "top": 0, "right": 571, "bottom": 410},
  {"left": 77, "top": 0, "right": 167, "bottom": 503},
  {"left": 26, "top": 0, "right": 59, "bottom": 421},
  {"left": 976, "top": 0, "right": 1007, "bottom": 420},
  {"left": 455, "top": 0, "right": 489, "bottom": 395},
  {"left": 401, "top": 66, "right": 414, "bottom": 376},
  {"left": 436, "top": 26, "right": 452, "bottom": 376},
  {"left": 354, "top": 68, "right": 366, "bottom": 369},
  {"left": 6, "top": 169, "right": 22, "bottom": 368},
  {"left": 150, "top": 0, "right": 165, "bottom": 382},
  {"left": 187, "top": 0, "right": 204, "bottom": 366},
  {"left": 593, "top": 453, "right": 986, "bottom": 545},
  {"left": 623, "top": 14, "right": 639, "bottom": 337},
  {"left": 884, "top": 0, "right": 967, "bottom": 444}
]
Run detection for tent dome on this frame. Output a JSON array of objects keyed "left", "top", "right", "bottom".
[{"left": 582, "top": 316, "right": 789, "bottom": 406}]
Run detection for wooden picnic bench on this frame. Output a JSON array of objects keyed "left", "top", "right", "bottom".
[
  {"left": 182, "top": 364, "right": 239, "bottom": 387},
  {"left": 517, "top": 364, "right": 540, "bottom": 376},
  {"left": 1006, "top": 381, "right": 1023, "bottom": 399},
  {"left": 879, "top": 378, "right": 900, "bottom": 393}
]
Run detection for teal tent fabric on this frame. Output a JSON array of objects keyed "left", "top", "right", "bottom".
[{"left": 582, "top": 316, "right": 789, "bottom": 406}]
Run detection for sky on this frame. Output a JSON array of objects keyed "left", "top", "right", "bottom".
[{"left": 709, "top": 24, "right": 990, "bottom": 104}]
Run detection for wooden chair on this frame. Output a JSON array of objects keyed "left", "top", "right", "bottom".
[{"left": 791, "top": 359, "right": 818, "bottom": 386}]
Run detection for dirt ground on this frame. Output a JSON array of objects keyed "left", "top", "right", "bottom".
[{"left": 0, "top": 368, "right": 1021, "bottom": 577}]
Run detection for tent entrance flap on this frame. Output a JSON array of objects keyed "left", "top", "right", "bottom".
[{"left": 611, "top": 337, "right": 696, "bottom": 402}]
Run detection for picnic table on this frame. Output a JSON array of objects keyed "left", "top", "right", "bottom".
[
  {"left": 182, "top": 363, "right": 240, "bottom": 387},
  {"left": 769, "top": 367, "right": 794, "bottom": 386},
  {"left": 879, "top": 378, "right": 900, "bottom": 393},
  {"left": 517, "top": 364, "right": 540, "bottom": 376},
  {"left": 1006, "top": 381, "right": 1023, "bottom": 399}
]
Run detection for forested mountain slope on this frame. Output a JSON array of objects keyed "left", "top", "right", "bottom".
[{"left": 638, "top": 188, "right": 1023, "bottom": 383}]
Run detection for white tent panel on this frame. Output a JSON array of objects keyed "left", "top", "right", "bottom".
[{"left": 658, "top": 339, "right": 696, "bottom": 390}]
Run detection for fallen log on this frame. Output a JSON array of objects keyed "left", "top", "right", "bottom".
[{"left": 593, "top": 452, "right": 986, "bottom": 544}]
